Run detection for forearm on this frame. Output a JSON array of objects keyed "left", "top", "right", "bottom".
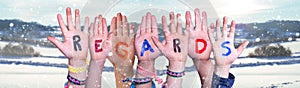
[
  {"left": 86, "top": 59, "right": 105, "bottom": 88},
  {"left": 68, "top": 59, "right": 87, "bottom": 88},
  {"left": 193, "top": 59, "right": 214, "bottom": 88},
  {"left": 114, "top": 65, "right": 134, "bottom": 88},
  {"left": 166, "top": 61, "right": 186, "bottom": 88},
  {"left": 136, "top": 60, "right": 155, "bottom": 88}
]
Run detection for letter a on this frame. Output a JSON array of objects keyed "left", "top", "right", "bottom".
[
  {"left": 73, "top": 35, "right": 82, "bottom": 51},
  {"left": 140, "top": 39, "right": 154, "bottom": 56}
]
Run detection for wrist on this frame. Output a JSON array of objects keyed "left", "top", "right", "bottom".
[
  {"left": 168, "top": 61, "right": 186, "bottom": 72},
  {"left": 136, "top": 60, "right": 155, "bottom": 78},
  {"left": 69, "top": 59, "right": 86, "bottom": 67},
  {"left": 214, "top": 65, "right": 231, "bottom": 78}
]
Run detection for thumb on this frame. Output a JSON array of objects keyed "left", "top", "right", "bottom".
[
  {"left": 236, "top": 41, "right": 249, "bottom": 56},
  {"left": 151, "top": 36, "right": 165, "bottom": 51},
  {"left": 48, "top": 36, "right": 63, "bottom": 49}
]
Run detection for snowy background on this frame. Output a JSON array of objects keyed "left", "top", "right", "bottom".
[{"left": 0, "top": 0, "right": 300, "bottom": 88}]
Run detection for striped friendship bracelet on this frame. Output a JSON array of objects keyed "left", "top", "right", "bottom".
[
  {"left": 122, "top": 77, "right": 153, "bottom": 85},
  {"left": 67, "top": 75, "right": 86, "bottom": 85},
  {"left": 166, "top": 69, "right": 185, "bottom": 78}
]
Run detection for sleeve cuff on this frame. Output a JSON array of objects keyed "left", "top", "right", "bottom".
[{"left": 212, "top": 72, "right": 235, "bottom": 88}]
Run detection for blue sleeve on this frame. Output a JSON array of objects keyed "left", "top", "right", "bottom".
[{"left": 211, "top": 73, "right": 235, "bottom": 88}]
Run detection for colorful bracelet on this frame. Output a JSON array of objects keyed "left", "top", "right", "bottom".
[
  {"left": 67, "top": 75, "right": 86, "bottom": 85},
  {"left": 166, "top": 69, "right": 185, "bottom": 78},
  {"left": 122, "top": 77, "right": 153, "bottom": 85},
  {"left": 68, "top": 65, "right": 86, "bottom": 73}
]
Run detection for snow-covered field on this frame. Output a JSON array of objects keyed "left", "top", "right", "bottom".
[{"left": 0, "top": 40, "right": 300, "bottom": 88}]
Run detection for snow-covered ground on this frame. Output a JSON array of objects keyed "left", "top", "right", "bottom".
[{"left": 0, "top": 39, "right": 300, "bottom": 88}]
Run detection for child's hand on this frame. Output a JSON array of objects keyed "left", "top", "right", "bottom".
[
  {"left": 152, "top": 12, "right": 189, "bottom": 72},
  {"left": 47, "top": 7, "right": 89, "bottom": 65},
  {"left": 208, "top": 16, "right": 249, "bottom": 78},
  {"left": 89, "top": 15, "right": 113, "bottom": 62},
  {"left": 135, "top": 12, "right": 161, "bottom": 61},
  {"left": 186, "top": 9, "right": 213, "bottom": 61}
]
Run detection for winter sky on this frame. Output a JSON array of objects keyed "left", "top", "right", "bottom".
[{"left": 0, "top": 0, "right": 299, "bottom": 26}]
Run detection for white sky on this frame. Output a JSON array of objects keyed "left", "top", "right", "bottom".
[{"left": 0, "top": 0, "right": 299, "bottom": 25}]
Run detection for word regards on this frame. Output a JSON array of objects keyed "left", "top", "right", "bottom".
[
  {"left": 95, "top": 39, "right": 103, "bottom": 52},
  {"left": 221, "top": 41, "right": 231, "bottom": 56},
  {"left": 173, "top": 38, "right": 181, "bottom": 53},
  {"left": 115, "top": 42, "right": 129, "bottom": 59},
  {"left": 195, "top": 39, "right": 207, "bottom": 54},
  {"left": 73, "top": 35, "right": 82, "bottom": 51},
  {"left": 140, "top": 39, "right": 154, "bottom": 56}
]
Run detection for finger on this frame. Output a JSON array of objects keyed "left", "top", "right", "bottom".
[
  {"left": 222, "top": 16, "right": 228, "bottom": 38},
  {"left": 97, "top": 15, "right": 103, "bottom": 35},
  {"left": 146, "top": 12, "right": 152, "bottom": 33},
  {"left": 194, "top": 8, "right": 201, "bottom": 30},
  {"left": 66, "top": 7, "right": 75, "bottom": 31},
  {"left": 162, "top": 16, "right": 169, "bottom": 33},
  {"left": 57, "top": 14, "right": 68, "bottom": 36},
  {"left": 75, "top": 9, "right": 81, "bottom": 31},
  {"left": 151, "top": 36, "right": 165, "bottom": 51},
  {"left": 208, "top": 23, "right": 216, "bottom": 44},
  {"left": 228, "top": 20, "right": 236, "bottom": 39},
  {"left": 129, "top": 24, "right": 135, "bottom": 38},
  {"left": 47, "top": 36, "right": 63, "bottom": 50},
  {"left": 236, "top": 41, "right": 249, "bottom": 57},
  {"left": 116, "top": 13, "right": 122, "bottom": 36},
  {"left": 216, "top": 19, "right": 221, "bottom": 40},
  {"left": 123, "top": 16, "right": 128, "bottom": 36},
  {"left": 103, "top": 32, "right": 114, "bottom": 51},
  {"left": 177, "top": 13, "right": 182, "bottom": 34},
  {"left": 93, "top": 16, "right": 98, "bottom": 36},
  {"left": 151, "top": 15, "right": 158, "bottom": 35},
  {"left": 185, "top": 11, "right": 194, "bottom": 34},
  {"left": 102, "top": 18, "right": 108, "bottom": 37},
  {"left": 83, "top": 16, "right": 89, "bottom": 34},
  {"left": 89, "top": 23, "right": 94, "bottom": 37},
  {"left": 169, "top": 12, "right": 176, "bottom": 33},
  {"left": 202, "top": 11, "right": 207, "bottom": 31},
  {"left": 110, "top": 17, "right": 117, "bottom": 36},
  {"left": 136, "top": 25, "right": 141, "bottom": 38},
  {"left": 164, "top": 31, "right": 172, "bottom": 45},
  {"left": 141, "top": 16, "right": 146, "bottom": 34}
]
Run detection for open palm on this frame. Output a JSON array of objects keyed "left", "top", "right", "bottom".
[
  {"left": 48, "top": 7, "right": 89, "bottom": 61},
  {"left": 187, "top": 9, "right": 212, "bottom": 61}
]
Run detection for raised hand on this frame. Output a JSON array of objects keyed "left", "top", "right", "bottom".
[
  {"left": 47, "top": 7, "right": 89, "bottom": 87},
  {"left": 208, "top": 16, "right": 249, "bottom": 78},
  {"left": 135, "top": 12, "right": 161, "bottom": 61},
  {"left": 186, "top": 8, "right": 212, "bottom": 61},
  {"left": 89, "top": 15, "right": 113, "bottom": 62},
  {"left": 108, "top": 13, "right": 135, "bottom": 88},
  {"left": 86, "top": 15, "right": 113, "bottom": 88},
  {"left": 152, "top": 12, "right": 189, "bottom": 88},
  {"left": 48, "top": 7, "right": 89, "bottom": 62},
  {"left": 134, "top": 12, "right": 161, "bottom": 88},
  {"left": 152, "top": 12, "right": 189, "bottom": 71}
]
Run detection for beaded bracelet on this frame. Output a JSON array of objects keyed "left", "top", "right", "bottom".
[
  {"left": 67, "top": 75, "right": 86, "bottom": 85},
  {"left": 122, "top": 77, "right": 153, "bottom": 85},
  {"left": 166, "top": 69, "right": 185, "bottom": 78}
]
